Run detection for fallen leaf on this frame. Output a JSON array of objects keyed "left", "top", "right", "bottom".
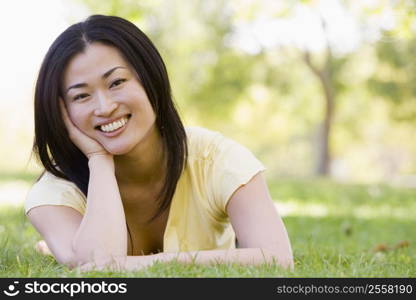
[
  {"left": 394, "top": 240, "right": 410, "bottom": 249},
  {"left": 372, "top": 243, "right": 390, "bottom": 253}
]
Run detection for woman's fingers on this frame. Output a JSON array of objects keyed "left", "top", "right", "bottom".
[
  {"left": 58, "top": 98, "right": 110, "bottom": 158},
  {"left": 78, "top": 257, "right": 125, "bottom": 272},
  {"left": 35, "top": 240, "right": 53, "bottom": 256}
]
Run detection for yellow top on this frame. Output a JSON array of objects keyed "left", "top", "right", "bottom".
[{"left": 24, "top": 126, "right": 266, "bottom": 253}]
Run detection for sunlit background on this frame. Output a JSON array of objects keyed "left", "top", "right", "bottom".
[{"left": 1, "top": 0, "right": 416, "bottom": 208}]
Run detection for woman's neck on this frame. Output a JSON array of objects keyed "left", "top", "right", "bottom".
[{"left": 114, "top": 124, "right": 166, "bottom": 189}]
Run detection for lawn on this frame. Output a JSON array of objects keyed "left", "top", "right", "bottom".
[{"left": 0, "top": 175, "right": 415, "bottom": 277}]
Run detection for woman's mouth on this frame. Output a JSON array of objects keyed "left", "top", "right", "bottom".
[{"left": 95, "top": 114, "right": 131, "bottom": 136}]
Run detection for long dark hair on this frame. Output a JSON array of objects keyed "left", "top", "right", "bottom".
[{"left": 33, "top": 15, "right": 188, "bottom": 223}]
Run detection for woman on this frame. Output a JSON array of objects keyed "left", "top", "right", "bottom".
[{"left": 25, "top": 15, "right": 293, "bottom": 272}]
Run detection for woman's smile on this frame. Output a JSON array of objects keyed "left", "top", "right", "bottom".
[{"left": 95, "top": 114, "right": 132, "bottom": 137}]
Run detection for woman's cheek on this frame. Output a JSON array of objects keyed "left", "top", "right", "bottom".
[{"left": 68, "top": 107, "right": 88, "bottom": 132}]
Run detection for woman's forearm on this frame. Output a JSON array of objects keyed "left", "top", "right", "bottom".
[
  {"left": 155, "top": 248, "right": 294, "bottom": 270},
  {"left": 81, "top": 248, "right": 294, "bottom": 272},
  {"left": 71, "top": 155, "right": 127, "bottom": 264},
  {"left": 158, "top": 248, "right": 293, "bottom": 267}
]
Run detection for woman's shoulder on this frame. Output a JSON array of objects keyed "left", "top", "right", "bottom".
[
  {"left": 184, "top": 126, "right": 256, "bottom": 160},
  {"left": 33, "top": 171, "right": 81, "bottom": 191},
  {"left": 185, "top": 126, "right": 228, "bottom": 159},
  {"left": 183, "top": 126, "right": 266, "bottom": 219},
  {"left": 185, "top": 126, "right": 224, "bottom": 141},
  {"left": 24, "top": 171, "right": 86, "bottom": 215}
]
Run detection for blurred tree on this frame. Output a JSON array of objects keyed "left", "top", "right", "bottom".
[
  {"left": 233, "top": 0, "right": 414, "bottom": 177},
  {"left": 301, "top": 17, "right": 348, "bottom": 176},
  {"left": 231, "top": 0, "right": 352, "bottom": 176}
]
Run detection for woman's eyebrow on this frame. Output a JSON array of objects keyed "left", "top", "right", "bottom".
[
  {"left": 65, "top": 66, "right": 127, "bottom": 94},
  {"left": 102, "top": 66, "right": 127, "bottom": 79}
]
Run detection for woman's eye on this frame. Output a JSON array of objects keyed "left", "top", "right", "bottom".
[
  {"left": 110, "top": 79, "right": 126, "bottom": 88},
  {"left": 73, "top": 93, "right": 89, "bottom": 101}
]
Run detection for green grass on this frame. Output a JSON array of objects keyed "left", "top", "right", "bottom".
[{"left": 0, "top": 177, "right": 415, "bottom": 277}]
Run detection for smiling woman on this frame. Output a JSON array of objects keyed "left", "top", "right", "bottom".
[
  {"left": 62, "top": 43, "right": 157, "bottom": 157},
  {"left": 25, "top": 15, "right": 293, "bottom": 272}
]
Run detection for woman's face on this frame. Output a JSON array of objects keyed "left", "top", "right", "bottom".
[{"left": 62, "top": 42, "right": 156, "bottom": 155}]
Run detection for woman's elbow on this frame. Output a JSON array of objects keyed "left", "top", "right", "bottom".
[
  {"left": 55, "top": 253, "right": 81, "bottom": 269},
  {"left": 55, "top": 250, "right": 91, "bottom": 270},
  {"left": 262, "top": 248, "right": 294, "bottom": 270}
]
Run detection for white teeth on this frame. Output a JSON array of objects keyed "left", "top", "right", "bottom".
[{"left": 100, "top": 117, "right": 128, "bottom": 132}]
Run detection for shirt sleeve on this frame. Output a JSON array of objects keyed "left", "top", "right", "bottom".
[
  {"left": 24, "top": 173, "right": 86, "bottom": 216},
  {"left": 208, "top": 135, "right": 266, "bottom": 220}
]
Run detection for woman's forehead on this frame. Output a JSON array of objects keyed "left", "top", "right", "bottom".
[{"left": 63, "top": 43, "right": 130, "bottom": 85}]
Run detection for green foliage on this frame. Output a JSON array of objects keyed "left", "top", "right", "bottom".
[
  {"left": 78, "top": 0, "right": 149, "bottom": 21},
  {"left": 369, "top": 35, "right": 416, "bottom": 120},
  {"left": 191, "top": 52, "right": 257, "bottom": 124},
  {"left": 365, "top": 0, "right": 416, "bottom": 121},
  {"left": 0, "top": 171, "right": 38, "bottom": 183}
]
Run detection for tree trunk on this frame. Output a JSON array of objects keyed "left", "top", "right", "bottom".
[
  {"left": 303, "top": 51, "right": 335, "bottom": 177},
  {"left": 315, "top": 68, "right": 334, "bottom": 176}
]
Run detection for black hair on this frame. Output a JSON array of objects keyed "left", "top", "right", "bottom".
[{"left": 33, "top": 14, "right": 188, "bottom": 223}]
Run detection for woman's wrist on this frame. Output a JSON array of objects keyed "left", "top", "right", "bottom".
[
  {"left": 88, "top": 153, "right": 114, "bottom": 170},
  {"left": 86, "top": 150, "right": 110, "bottom": 159}
]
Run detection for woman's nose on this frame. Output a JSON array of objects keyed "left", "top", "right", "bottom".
[{"left": 94, "top": 92, "right": 118, "bottom": 116}]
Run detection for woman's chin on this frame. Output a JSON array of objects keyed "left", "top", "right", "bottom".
[{"left": 105, "top": 145, "right": 132, "bottom": 156}]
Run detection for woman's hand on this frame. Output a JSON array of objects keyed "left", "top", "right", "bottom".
[
  {"left": 77, "top": 256, "right": 127, "bottom": 272},
  {"left": 77, "top": 255, "right": 156, "bottom": 272},
  {"left": 60, "top": 100, "right": 110, "bottom": 159}
]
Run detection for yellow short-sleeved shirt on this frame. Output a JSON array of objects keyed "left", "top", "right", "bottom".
[{"left": 25, "top": 126, "right": 266, "bottom": 253}]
